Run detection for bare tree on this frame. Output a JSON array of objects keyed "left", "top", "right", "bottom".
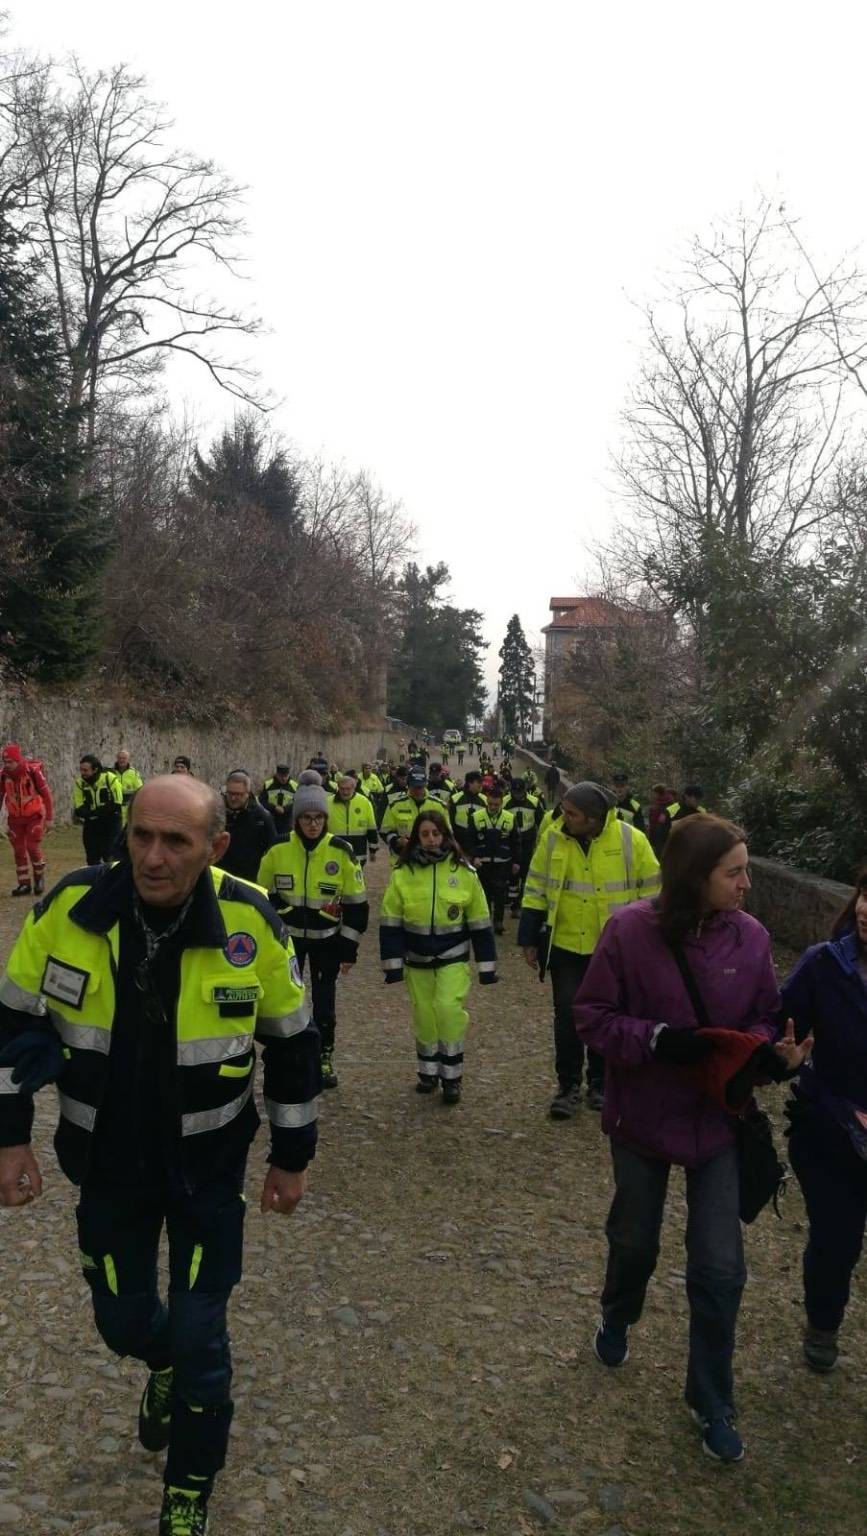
[
  {"left": 612, "top": 198, "right": 867, "bottom": 618},
  {"left": 3, "top": 57, "right": 262, "bottom": 458}
]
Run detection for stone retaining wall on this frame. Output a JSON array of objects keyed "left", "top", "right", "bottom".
[
  {"left": 746, "top": 856, "right": 851, "bottom": 951},
  {"left": 0, "top": 690, "right": 417, "bottom": 821}
]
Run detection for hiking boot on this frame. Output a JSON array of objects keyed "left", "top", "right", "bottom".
[
  {"left": 415, "top": 1076, "right": 439, "bottom": 1094},
  {"left": 10, "top": 882, "right": 31, "bottom": 897},
  {"left": 689, "top": 1408, "right": 744, "bottom": 1463},
  {"left": 32, "top": 875, "right": 45, "bottom": 896},
  {"left": 586, "top": 1083, "right": 604, "bottom": 1112},
  {"left": 320, "top": 1049, "right": 338, "bottom": 1089},
  {"left": 138, "top": 1366, "right": 173, "bottom": 1451},
  {"left": 803, "top": 1323, "right": 839, "bottom": 1373},
  {"left": 593, "top": 1320, "right": 629, "bottom": 1367},
  {"left": 159, "top": 1486, "right": 209, "bottom": 1535},
  {"left": 549, "top": 1084, "right": 581, "bottom": 1120},
  {"left": 441, "top": 1079, "right": 462, "bottom": 1104}
]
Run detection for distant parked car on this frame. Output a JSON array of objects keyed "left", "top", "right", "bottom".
[{"left": 443, "top": 729, "right": 462, "bottom": 743}]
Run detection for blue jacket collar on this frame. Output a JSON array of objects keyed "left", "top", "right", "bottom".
[{"left": 68, "top": 860, "right": 227, "bottom": 949}]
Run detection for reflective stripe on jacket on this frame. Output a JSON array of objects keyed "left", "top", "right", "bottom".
[
  {"left": 518, "top": 809, "right": 660, "bottom": 955},
  {"left": 0, "top": 863, "right": 316, "bottom": 1181},
  {"left": 379, "top": 858, "right": 497, "bottom": 981},
  {"left": 257, "top": 832, "right": 369, "bottom": 961},
  {"left": 468, "top": 806, "right": 519, "bottom": 865},
  {"left": 503, "top": 794, "right": 542, "bottom": 838}
]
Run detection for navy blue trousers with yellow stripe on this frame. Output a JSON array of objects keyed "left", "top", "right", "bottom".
[{"left": 76, "top": 1161, "right": 246, "bottom": 1491}]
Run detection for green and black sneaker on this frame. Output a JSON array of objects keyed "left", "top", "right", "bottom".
[
  {"left": 320, "top": 1048, "right": 338, "bottom": 1089},
  {"left": 159, "top": 1486, "right": 209, "bottom": 1535},
  {"left": 138, "top": 1365, "right": 173, "bottom": 1451}
]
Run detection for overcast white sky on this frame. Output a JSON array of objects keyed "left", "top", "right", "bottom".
[{"left": 12, "top": 1, "right": 867, "bottom": 693}]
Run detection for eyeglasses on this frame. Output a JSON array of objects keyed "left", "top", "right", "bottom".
[{"left": 298, "top": 813, "right": 326, "bottom": 825}]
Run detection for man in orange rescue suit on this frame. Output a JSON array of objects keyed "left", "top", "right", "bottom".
[
  {"left": 0, "top": 775, "right": 319, "bottom": 1536},
  {"left": 1, "top": 743, "right": 53, "bottom": 897}
]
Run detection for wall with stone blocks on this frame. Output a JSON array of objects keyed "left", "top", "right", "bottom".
[
  {"left": 746, "top": 855, "right": 852, "bottom": 952},
  {"left": 0, "top": 691, "right": 411, "bottom": 819}
]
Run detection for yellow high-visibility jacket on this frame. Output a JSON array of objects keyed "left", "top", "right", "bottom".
[
  {"left": 518, "top": 809, "right": 660, "bottom": 955},
  {"left": 379, "top": 856, "right": 497, "bottom": 981},
  {"left": 0, "top": 863, "right": 316, "bottom": 1183},
  {"left": 380, "top": 795, "right": 452, "bottom": 856}
]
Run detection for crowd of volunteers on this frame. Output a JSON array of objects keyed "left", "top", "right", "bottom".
[{"left": 0, "top": 735, "right": 855, "bottom": 1529}]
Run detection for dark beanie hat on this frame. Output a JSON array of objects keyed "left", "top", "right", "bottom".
[{"left": 563, "top": 781, "right": 616, "bottom": 819}]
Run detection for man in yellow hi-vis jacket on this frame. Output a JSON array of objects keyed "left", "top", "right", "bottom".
[
  {"left": 0, "top": 776, "right": 319, "bottom": 1536},
  {"left": 518, "top": 781, "right": 659, "bottom": 1120}
]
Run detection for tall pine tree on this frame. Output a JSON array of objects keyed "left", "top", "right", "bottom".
[
  {"left": 497, "top": 614, "right": 535, "bottom": 740},
  {"left": 0, "top": 221, "right": 110, "bottom": 681},
  {"left": 188, "top": 414, "right": 302, "bottom": 531},
  {"left": 388, "top": 563, "right": 486, "bottom": 732}
]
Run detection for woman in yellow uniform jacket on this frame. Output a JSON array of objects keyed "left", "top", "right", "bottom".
[{"left": 379, "top": 809, "right": 497, "bottom": 1103}]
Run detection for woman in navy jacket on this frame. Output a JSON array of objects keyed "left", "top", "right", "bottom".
[{"left": 781, "top": 867, "right": 867, "bottom": 1373}]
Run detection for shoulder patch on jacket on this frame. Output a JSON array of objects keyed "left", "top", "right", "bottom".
[
  {"left": 329, "top": 836, "right": 358, "bottom": 862},
  {"left": 33, "top": 864, "right": 105, "bottom": 922},
  {"left": 217, "top": 872, "right": 287, "bottom": 945}
]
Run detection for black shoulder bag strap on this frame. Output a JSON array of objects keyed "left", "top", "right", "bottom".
[
  {"left": 668, "top": 940, "right": 711, "bottom": 1028},
  {"left": 666, "top": 923, "right": 786, "bottom": 1222}
]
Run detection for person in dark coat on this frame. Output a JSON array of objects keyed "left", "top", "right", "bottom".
[
  {"left": 216, "top": 770, "right": 275, "bottom": 883},
  {"left": 781, "top": 865, "right": 867, "bottom": 1374}
]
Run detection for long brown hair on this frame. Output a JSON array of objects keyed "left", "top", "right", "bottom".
[
  {"left": 396, "top": 809, "right": 464, "bottom": 869},
  {"left": 831, "top": 861, "right": 867, "bottom": 939},
  {"left": 657, "top": 814, "right": 748, "bottom": 943}
]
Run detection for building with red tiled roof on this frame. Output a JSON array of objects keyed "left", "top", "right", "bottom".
[{"left": 542, "top": 596, "right": 647, "bottom": 738}]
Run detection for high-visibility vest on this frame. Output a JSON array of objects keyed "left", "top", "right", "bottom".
[
  {"left": 468, "top": 806, "right": 516, "bottom": 863},
  {"left": 521, "top": 811, "right": 660, "bottom": 955},
  {"left": 0, "top": 865, "right": 309, "bottom": 1162},
  {"left": 326, "top": 792, "right": 378, "bottom": 859},
  {"left": 73, "top": 771, "right": 123, "bottom": 819},
  {"left": 504, "top": 793, "right": 541, "bottom": 836},
  {"left": 257, "top": 832, "right": 367, "bottom": 947},
  {"left": 381, "top": 795, "right": 452, "bottom": 854},
  {"left": 262, "top": 777, "right": 297, "bottom": 812},
  {"left": 666, "top": 801, "right": 708, "bottom": 820},
  {"left": 380, "top": 857, "right": 496, "bottom": 978}
]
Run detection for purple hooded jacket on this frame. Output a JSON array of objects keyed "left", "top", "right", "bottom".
[{"left": 574, "top": 899, "right": 780, "bottom": 1167}]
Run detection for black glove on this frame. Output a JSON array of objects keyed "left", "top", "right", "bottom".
[
  {"left": 653, "top": 1026, "right": 715, "bottom": 1066},
  {"left": 0, "top": 1029, "right": 66, "bottom": 1095}
]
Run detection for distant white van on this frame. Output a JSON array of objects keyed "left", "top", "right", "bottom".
[{"left": 442, "top": 729, "right": 462, "bottom": 743}]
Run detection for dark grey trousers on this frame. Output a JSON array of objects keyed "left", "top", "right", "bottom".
[{"left": 601, "top": 1141, "right": 746, "bottom": 1420}]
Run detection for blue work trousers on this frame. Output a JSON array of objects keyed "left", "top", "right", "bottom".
[{"left": 75, "top": 1163, "right": 246, "bottom": 1491}]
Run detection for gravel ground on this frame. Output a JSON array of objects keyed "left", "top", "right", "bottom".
[{"left": 0, "top": 826, "right": 864, "bottom": 1536}]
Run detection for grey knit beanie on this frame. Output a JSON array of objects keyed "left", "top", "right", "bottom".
[
  {"left": 563, "top": 781, "right": 616, "bottom": 820},
  {"left": 297, "top": 769, "right": 322, "bottom": 786},
  {"left": 293, "top": 783, "right": 329, "bottom": 819}
]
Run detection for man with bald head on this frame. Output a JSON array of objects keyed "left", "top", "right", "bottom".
[{"left": 0, "top": 775, "right": 320, "bottom": 1535}]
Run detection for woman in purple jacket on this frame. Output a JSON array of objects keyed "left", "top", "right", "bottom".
[
  {"left": 781, "top": 866, "right": 867, "bottom": 1375},
  {"left": 574, "top": 816, "right": 807, "bottom": 1464}
]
